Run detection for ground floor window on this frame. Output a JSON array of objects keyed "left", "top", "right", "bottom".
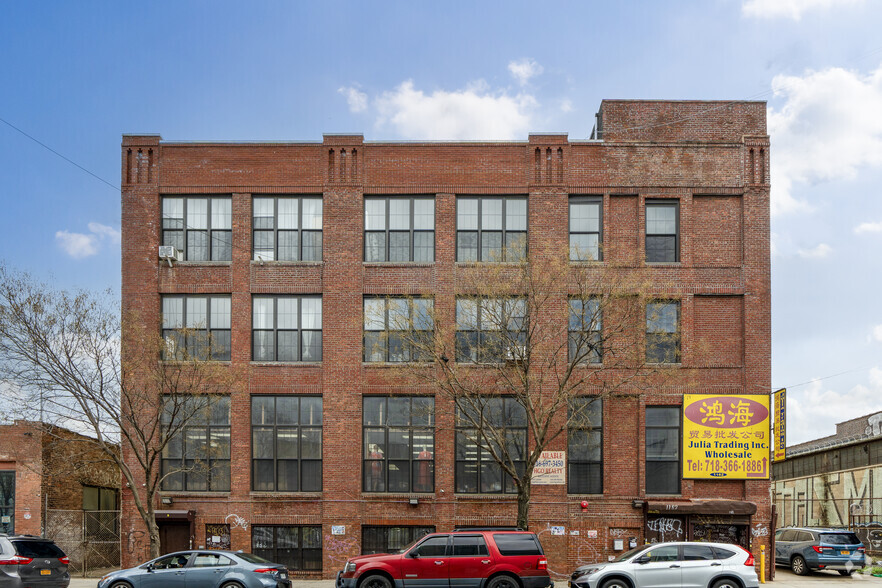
[
  {"left": 252, "top": 525, "right": 322, "bottom": 571},
  {"left": 362, "top": 526, "right": 435, "bottom": 555}
]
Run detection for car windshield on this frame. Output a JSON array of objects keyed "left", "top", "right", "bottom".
[
  {"left": 820, "top": 533, "right": 860, "bottom": 545},
  {"left": 237, "top": 553, "right": 272, "bottom": 564},
  {"left": 611, "top": 546, "right": 648, "bottom": 562}
]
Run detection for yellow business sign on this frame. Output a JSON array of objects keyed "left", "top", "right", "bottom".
[
  {"left": 772, "top": 388, "right": 786, "bottom": 462},
  {"left": 682, "top": 394, "right": 770, "bottom": 480}
]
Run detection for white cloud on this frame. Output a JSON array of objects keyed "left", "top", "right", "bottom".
[
  {"left": 55, "top": 222, "right": 121, "bottom": 259},
  {"left": 768, "top": 63, "right": 882, "bottom": 215},
  {"left": 560, "top": 98, "right": 574, "bottom": 113},
  {"left": 871, "top": 367, "right": 882, "bottom": 387},
  {"left": 374, "top": 80, "right": 537, "bottom": 140},
  {"left": 870, "top": 325, "right": 882, "bottom": 343},
  {"left": 508, "top": 58, "right": 543, "bottom": 86},
  {"left": 787, "top": 377, "right": 882, "bottom": 444},
  {"left": 855, "top": 220, "right": 882, "bottom": 234},
  {"left": 338, "top": 86, "right": 368, "bottom": 113},
  {"left": 796, "top": 243, "right": 831, "bottom": 259},
  {"left": 742, "top": 0, "right": 863, "bottom": 20}
]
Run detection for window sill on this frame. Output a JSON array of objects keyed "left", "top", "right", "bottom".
[
  {"left": 455, "top": 261, "right": 528, "bottom": 267},
  {"left": 251, "top": 260, "right": 323, "bottom": 266},
  {"left": 454, "top": 494, "right": 518, "bottom": 500},
  {"left": 363, "top": 262, "right": 435, "bottom": 268},
  {"left": 362, "top": 362, "right": 434, "bottom": 368},
  {"left": 569, "top": 260, "right": 605, "bottom": 265},
  {"left": 160, "top": 360, "right": 231, "bottom": 365},
  {"left": 361, "top": 492, "right": 435, "bottom": 498},
  {"left": 646, "top": 362, "right": 682, "bottom": 368},
  {"left": 250, "top": 491, "right": 323, "bottom": 498},
  {"left": 250, "top": 361, "right": 322, "bottom": 367},
  {"left": 645, "top": 262, "right": 682, "bottom": 267},
  {"left": 158, "top": 491, "right": 231, "bottom": 498},
  {"left": 162, "top": 261, "right": 232, "bottom": 266}
]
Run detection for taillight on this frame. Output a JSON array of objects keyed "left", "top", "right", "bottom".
[
  {"left": 0, "top": 556, "right": 33, "bottom": 566},
  {"left": 59, "top": 557, "right": 70, "bottom": 565},
  {"left": 743, "top": 552, "right": 755, "bottom": 566},
  {"left": 811, "top": 546, "right": 824, "bottom": 553},
  {"left": 252, "top": 568, "right": 278, "bottom": 575},
  {"left": 537, "top": 558, "right": 547, "bottom": 570},
  {"left": 859, "top": 547, "right": 866, "bottom": 553}
]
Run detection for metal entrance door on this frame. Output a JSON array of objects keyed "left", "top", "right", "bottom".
[{"left": 0, "top": 471, "right": 14, "bottom": 534}]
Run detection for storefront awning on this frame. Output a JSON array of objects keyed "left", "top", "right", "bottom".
[
  {"left": 154, "top": 510, "right": 195, "bottom": 521},
  {"left": 645, "top": 499, "right": 756, "bottom": 516}
]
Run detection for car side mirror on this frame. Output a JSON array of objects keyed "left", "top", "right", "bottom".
[
  {"left": 634, "top": 557, "right": 649, "bottom": 565},
  {"left": 146, "top": 564, "right": 155, "bottom": 572},
  {"left": 408, "top": 551, "right": 420, "bottom": 558}
]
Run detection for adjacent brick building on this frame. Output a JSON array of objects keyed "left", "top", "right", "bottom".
[{"left": 120, "top": 99, "right": 772, "bottom": 578}]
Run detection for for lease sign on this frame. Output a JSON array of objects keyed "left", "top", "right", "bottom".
[{"left": 682, "top": 394, "right": 770, "bottom": 480}]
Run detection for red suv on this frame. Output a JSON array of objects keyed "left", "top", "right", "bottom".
[{"left": 337, "top": 529, "right": 552, "bottom": 588}]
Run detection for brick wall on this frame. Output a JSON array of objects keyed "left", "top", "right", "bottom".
[{"left": 120, "top": 100, "right": 771, "bottom": 577}]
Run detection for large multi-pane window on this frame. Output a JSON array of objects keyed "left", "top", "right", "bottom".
[
  {"left": 362, "top": 526, "right": 435, "bottom": 555},
  {"left": 162, "top": 296, "right": 231, "bottom": 360},
  {"left": 161, "top": 396, "right": 231, "bottom": 492},
  {"left": 252, "top": 526, "right": 322, "bottom": 571},
  {"left": 253, "top": 196, "right": 322, "bottom": 261},
  {"left": 363, "top": 397, "right": 435, "bottom": 493},
  {"left": 570, "top": 197, "right": 602, "bottom": 261},
  {"left": 455, "top": 298, "right": 526, "bottom": 363},
  {"left": 645, "top": 200, "right": 679, "bottom": 262},
  {"left": 646, "top": 300, "right": 680, "bottom": 364},
  {"left": 252, "top": 396, "right": 322, "bottom": 492},
  {"left": 568, "top": 297, "right": 602, "bottom": 364},
  {"left": 364, "top": 297, "right": 434, "bottom": 362},
  {"left": 162, "top": 197, "right": 232, "bottom": 261},
  {"left": 646, "top": 406, "right": 681, "bottom": 494},
  {"left": 455, "top": 397, "right": 526, "bottom": 494},
  {"left": 252, "top": 296, "right": 322, "bottom": 362},
  {"left": 364, "top": 197, "right": 434, "bottom": 262},
  {"left": 456, "top": 197, "right": 527, "bottom": 262},
  {"left": 568, "top": 398, "right": 602, "bottom": 494}
]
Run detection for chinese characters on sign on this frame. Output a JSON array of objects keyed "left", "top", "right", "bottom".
[
  {"left": 772, "top": 388, "right": 786, "bottom": 462},
  {"left": 682, "top": 394, "right": 770, "bottom": 480},
  {"left": 531, "top": 451, "right": 565, "bottom": 485}
]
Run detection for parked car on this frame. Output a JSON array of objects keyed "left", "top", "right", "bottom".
[
  {"left": 0, "top": 534, "right": 70, "bottom": 588},
  {"left": 336, "top": 528, "right": 552, "bottom": 588},
  {"left": 97, "top": 551, "right": 290, "bottom": 588},
  {"left": 774, "top": 527, "right": 866, "bottom": 575},
  {"left": 569, "top": 541, "right": 758, "bottom": 588}
]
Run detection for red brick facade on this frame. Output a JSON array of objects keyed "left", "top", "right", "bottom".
[{"left": 120, "top": 100, "right": 772, "bottom": 578}]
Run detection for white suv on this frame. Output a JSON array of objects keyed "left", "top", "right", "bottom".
[{"left": 569, "top": 541, "right": 758, "bottom": 588}]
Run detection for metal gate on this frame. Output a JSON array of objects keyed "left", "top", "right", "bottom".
[{"left": 45, "top": 510, "right": 120, "bottom": 576}]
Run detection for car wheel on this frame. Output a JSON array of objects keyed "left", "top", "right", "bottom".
[
  {"left": 710, "top": 580, "right": 740, "bottom": 588},
  {"left": 791, "top": 555, "right": 809, "bottom": 576},
  {"left": 599, "top": 578, "right": 631, "bottom": 588},
  {"left": 486, "top": 575, "right": 521, "bottom": 588},
  {"left": 839, "top": 570, "right": 855, "bottom": 576},
  {"left": 108, "top": 582, "right": 132, "bottom": 588},
  {"left": 361, "top": 574, "right": 392, "bottom": 588},
  {"left": 221, "top": 582, "right": 244, "bottom": 588}
]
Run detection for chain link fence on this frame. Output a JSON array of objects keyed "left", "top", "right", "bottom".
[
  {"left": 45, "top": 510, "right": 120, "bottom": 576},
  {"left": 774, "top": 497, "right": 882, "bottom": 555}
]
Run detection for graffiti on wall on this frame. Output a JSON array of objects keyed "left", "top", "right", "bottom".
[{"left": 774, "top": 466, "right": 882, "bottom": 527}]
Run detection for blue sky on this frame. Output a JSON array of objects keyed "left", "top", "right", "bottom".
[{"left": 2, "top": 0, "right": 882, "bottom": 444}]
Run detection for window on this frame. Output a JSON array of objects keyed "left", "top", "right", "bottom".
[
  {"left": 252, "top": 526, "right": 322, "bottom": 571},
  {"left": 645, "top": 545, "right": 680, "bottom": 562},
  {"left": 452, "top": 535, "right": 489, "bottom": 556},
  {"left": 151, "top": 553, "right": 192, "bottom": 569},
  {"left": 364, "top": 297, "right": 434, "bottom": 362},
  {"left": 492, "top": 533, "right": 543, "bottom": 556},
  {"left": 252, "top": 396, "right": 322, "bottom": 492},
  {"left": 365, "top": 197, "right": 434, "bottom": 262},
  {"left": 645, "top": 406, "right": 680, "bottom": 494},
  {"left": 82, "top": 486, "right": 118, "bottom": 541},
  {"left": 457, "top": 197, "right": 527, "bottom": 262},
  {"left": 568, "top": 298, "right": 602, "bottom": 364},
  {"left": 646, "top": 301, "right": 680, "bottom": 364},
  {"left": 252, "top": 296, "right": 322, "bottom": 362},
  {"left": 192, "top": 553, "right": 234, "bottom": 567},
  {"left": 568, "top": 398, "right": 602, "bottom": 494},
  {"left": 645, "top": 200, "right": 679, "bottom": 262},
  {"left": 0, "top": 471, "right": 12, "bottom": 534},
  {"left": 683, "top": 545, "right": 716, "bottom": 561},
  {"left": 162, "top": 295, "right": 231, "bottom": 361},
  {"left": 455, "top": 397, "right": 526, "bottom": 494},
  {"left": 253, "top": 196, "right": 322, "bottom": 261},
  {"left": 411, "top": 536, "right": 448, "bottom": 557},
  {"left": 570, "top": 197, "right": 602, "bottom": 261},
  {"left": 161, "top": 396, "right": 231, "bottom": 492},
  {"left": 362, "top": 526, "right": 435, "bottom": 555},
  {"left": 162, "top": 197, "right": 232, "bottom": 261},
  {"left": 455, "top": 298, "right": 526, "bottom": 363},
  {"left": 363, "top": 397, "right": 434, "bottom": 492}
]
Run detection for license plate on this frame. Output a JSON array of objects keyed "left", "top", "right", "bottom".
[
  {"left": 280, "top": 574, "right": 287, "bottom": 579},
  {"left": 40, "top": 570, "right": 51, "bottom": 576},
  {"left": 841, "top": 550, "right": 849, "bottom": 555}
]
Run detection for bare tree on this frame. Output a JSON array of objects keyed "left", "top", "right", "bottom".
[
  {"left": 370, "top": 246, "right": 679, "bottom": 530},
  {"left": 0, "top": 263, "right": 238, "bottom": 558}
]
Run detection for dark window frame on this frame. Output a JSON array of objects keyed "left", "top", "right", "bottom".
[
  {"left": 363, "top": 297, "right": 435, "bottom": 363},
  {"left": 646, "top": 300, "right": 681, "bottom": 364},
  {"left": 162, "top": 196, "right": 232, "bottom": 262},
  {"left": 455, "top": 297, "right": 527, "bottom": 364},
  {"left": 645, "top": 406, "right": 681, "bottom": 495},
  {"left": 361, "top": 526, "right": 435, "bottom": 555},
  {"left": 568, "top": 297, "right": 602, "bottom": 364},
  {"left": 252, "top": 195, "right": 323, "bottom": 262},
  {"left": 161, "top": 295, "right": 231, "bottom": 361},
  {"left": 568, "top": 398, "right": 603, "bottom": 495},
  {"left": 251, "top": 525, "right": 322, "bottom": 571},
  {"left": 160, "top": 395, "right": 231, "bottom": 492},
  {"left": 454, "top": 397, "right": 527, "bottom": 494},
  {"left": 252, "top": 295, "right": 323, "bottom": 362},
  {"left": 569, "top": 196, "right": 603, "bottom": 261},
  {"left": 456, "top": 196, "right": 528, "bottom": 262},
  {"left": 364, "top": 196, "right": 435, "bottom": 262},
  {"left": 645, "top": 199, "right": 680, "bottom": 263},
  {"left": 363, "top": 396, "right": 435, "bottom": 493},
  {"left": 251, "top": 396, "right": 323, "bottom": 492}
]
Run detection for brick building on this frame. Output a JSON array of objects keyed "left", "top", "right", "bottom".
[{"left": 121, "top": 99, "right": 772, "bottom": 578}]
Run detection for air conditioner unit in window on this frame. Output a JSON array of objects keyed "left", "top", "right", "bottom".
[
  {"left": 158, "top": 245, "right": 182, "bottom": 267},
  {"left": 505, "top": 346, "right": 526, "bottom": 363}
]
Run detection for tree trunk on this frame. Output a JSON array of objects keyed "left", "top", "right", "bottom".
[
  {"left": 517, "top": 482, "right": 531, "bottom": 530},
  {"left": 146, "top": 501, "right": 161, "bottom": 559}
]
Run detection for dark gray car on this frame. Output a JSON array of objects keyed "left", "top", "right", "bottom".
[{"left": 0, "top": 535, "right": 70, "bottom": 588}]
